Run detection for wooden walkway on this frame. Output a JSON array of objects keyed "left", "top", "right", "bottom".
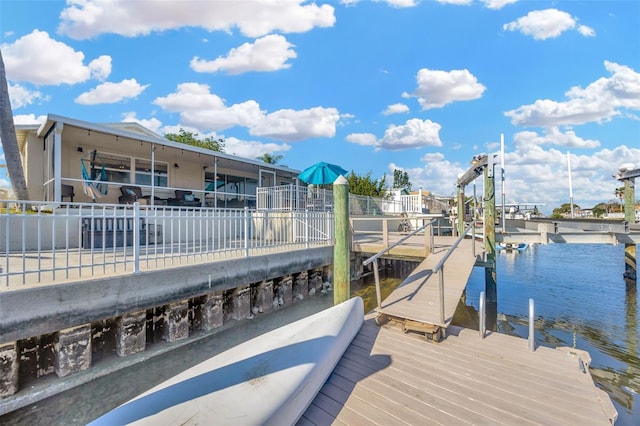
[
  {"left": 300, "top": 317, "right": 617, "bottom": 425},
  {"left": 375, "top": 236, "right": 478, "bottom": 328}
]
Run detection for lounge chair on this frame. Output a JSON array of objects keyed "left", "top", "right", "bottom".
[
  {"left": 118, "top": 185, "right": 161, "bottom": 205},
  {"left": 168, "top": 190, "right": 200, "bottom": 207}
]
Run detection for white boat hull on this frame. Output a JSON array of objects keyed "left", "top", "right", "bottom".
[{"left": 89, "top": 297, "right": 364, "bottom": 426}]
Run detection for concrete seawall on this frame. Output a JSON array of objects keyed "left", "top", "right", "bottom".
[
  {"left": 0, "top": 246, "right": 333, "bottom": 405},
  {"left": 0, "top": 246, "right": 333, "bottom": 342}
]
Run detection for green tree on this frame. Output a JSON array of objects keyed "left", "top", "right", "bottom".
[
  {"left": 392, "top": 169, "right": 411, "bottom": 192},
  {"left": 551, "top": 202, "right": 580, "bottom": 218},
  {"left": 592, "top": 203, "right": 608, "bottom": 218},
  {"left": 256, "top": 153, "right": 283, "bottom": 164},
  {"left": 0, "top": 48, "right": 30, "bottom": 202},
  {"left": 165, "top": 129, "right": 225, "bottom": 152},
  {"left": 346, "top": 171, "right": 387, "bottom": 197}
]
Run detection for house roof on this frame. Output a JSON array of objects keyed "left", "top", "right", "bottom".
[{"left": 36, "top": 113, "right": 300, "bottom": 175}]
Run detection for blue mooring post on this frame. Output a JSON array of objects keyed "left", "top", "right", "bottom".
[{"left": 333, "top": 175, "right": 350, "bottom": 305}]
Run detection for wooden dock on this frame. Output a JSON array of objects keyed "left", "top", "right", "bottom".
[
  {"left": 301, "top": 234, "right": 616, "bottom": 425},
  {"left": 374, "top": 236, "right": 478, "bottom": 329},
  {"left": 300, "top": 317, "right": 617, "bottom": 425}
]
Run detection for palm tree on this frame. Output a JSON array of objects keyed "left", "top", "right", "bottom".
[
  {"left": 256, "top": 153, "right": 284, "bottom": 164},
  {"left": 614, "top": 187, "right": 625, "bottom": 212},
  {"left": 0, "top": 48, "right": 30, "bottom": 202}
]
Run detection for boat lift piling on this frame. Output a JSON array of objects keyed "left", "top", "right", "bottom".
[
  {"left": 457, "top": 153, "right": 498, "bottom": 331},
  {"left": 616, "top": 165, "right": 638, "bottom": 291}
]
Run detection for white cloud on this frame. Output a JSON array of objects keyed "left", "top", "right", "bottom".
[
  {"left": 13, "top": 114, "right": 46, "bottom": 125},
  {"left": 1, "top": 30, "right": 111, "bottom": 85},
  {"left": 384, "top": 0, "right": 418, "bottom": 7},
  {"left": 513, "top": 128, "right": 600, "bottom": 149},
  {"left": 480, "top": 0, "right": 518, "bottom": 10},
  {"left": 404, "top": 68, "right": 486, "bottom": 109},
  {"left": 154, "top": 82, "right": 339, "bottom": 142},
  {"left": 502, "top": 144, "right": 640, "bottom": 210},
  {"left": 121, "top": 112, "right": 163, "bottom": 134},
  {"left": 58, "top": 0, "right": 336, "bottom": 39},
  {"left": 405, "top": 154, "right": 466, "bottom": 197},
  {"left": 437, "top": 0, "right": 472, "bottom": 5},
  {"left": 340, "top": 0, "right": 417, "bottom": 6},
  {"left": 383, "top": 103, "right": 410, "bottom": 115},
  {"left": 224, "top": 136, "right": 291, "bottom": 159},
  {"left": 75, "top": 79, "right": 149, "bottom": 105},
  {"left": 505, "top": 61, "right": 640, "bottom": 127},
  {"left": 89, "top": 55, "right": 113, "bottom": 81},
  {"left": 503, "top": 9, "right": 594, "bottom": 40},
  {"left": 191, "top": 34, "right": 297, "bottom": 75},
  {"left": 346, "top": 133, "right": 378, "bottom": 147},
  {"left": 402, "top": 143, "right": 640, "bottom": 213},
  {"left": 347, "top": 118, "right": 442, "bottom": 151},
  {"left": 577, "top": 25, "right": 596, "bottom": 37},
  {"left": 250, "top": 107, "right": 340, "bottom": 141},
  {"left": 154, "top": 82, "right": 264, "bottom": 130},
  {"left": 7, "top": 82, "right": 47, "bottom": 109}
]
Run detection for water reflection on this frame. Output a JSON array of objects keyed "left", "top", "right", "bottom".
[{"left": 463, "top": 243, "right": 639, "bottom": 426}]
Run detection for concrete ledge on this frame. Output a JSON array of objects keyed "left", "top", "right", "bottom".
[{"left": 0, "top": 246, "right": 333, "bottom": 343}]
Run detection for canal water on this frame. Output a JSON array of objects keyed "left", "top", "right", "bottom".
[
  {"left": 2, "top": 246, "right": 638, "bottom": 425},
  {"left": 462, "top": 243, "right": 639, "bottom": 426}
]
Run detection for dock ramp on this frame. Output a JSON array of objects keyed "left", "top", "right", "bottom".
[{"left": 375, "top": 236, "right": 479, "bottom": 340}]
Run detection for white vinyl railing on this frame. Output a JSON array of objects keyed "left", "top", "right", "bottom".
[
  {"left": 0, "top": 200, "right": 333, "bottom": 287},
  {"left": 257, "top": 185, "right": 448, "bottom": 215}
]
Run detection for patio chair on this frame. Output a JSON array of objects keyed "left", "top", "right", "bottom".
[
  {"left": 61, "top": 184, "right": 75, "bottom": 202},
  {"left": 118, "top": 185, "right": 157, "bottom": 205},
  {"left": 168, "top": 190, "right": 201, "bottom": 207}
]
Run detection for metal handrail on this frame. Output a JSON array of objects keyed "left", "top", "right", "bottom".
[
  {"left": 433, "top": 221, "right": 476, "bottom": 273},
  {"left": 434, "top": 221, "right": 476, "bottom": 324},
  {"left": 363, "top": 218, "right": 437, "bottom": 267},
  {"left": 362, "top": 218, "right": 438, "bottom": 310}
]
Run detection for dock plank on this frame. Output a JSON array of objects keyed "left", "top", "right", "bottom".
[{"left": 301, "top": 318, "right": 616, "bottom": 425}]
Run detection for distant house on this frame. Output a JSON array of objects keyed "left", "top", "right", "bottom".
[
  {"left": 11, "top": 114, "right": 300, "bottom": 208},
  {"left": 574, "top": 208, "right": 594, "bottom": 218}
]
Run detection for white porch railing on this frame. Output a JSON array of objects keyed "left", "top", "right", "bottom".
[
  {"left": 257, "top": 185, "right": 450, "bottom": 215},
  {"left": 0, "top": 200, "right": 333, "bottom": 288}
]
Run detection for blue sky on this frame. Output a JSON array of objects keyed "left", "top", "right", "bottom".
[{"left": 1, "top": 0, "right": 639, "bottom": 213}]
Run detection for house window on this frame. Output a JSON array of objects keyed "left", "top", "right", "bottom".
[
  {"left": 135, "top": 159, "right": 168, "bottom": 187},
  {"left": 95, "top": 153, "right": 130, "bottom": 184}
]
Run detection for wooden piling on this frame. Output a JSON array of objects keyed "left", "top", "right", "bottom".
[
  {"left": 624, "top": 178, "right": 637, "bottom": 290},
  {"left": 457, "top": 186, "right": 465, "bottom": 237},
  {"left": 484, "top": 160, "right": 497, "bottom": 331},
  {"left": 333, "top": 175, "right": 350, "bottom": 305}
]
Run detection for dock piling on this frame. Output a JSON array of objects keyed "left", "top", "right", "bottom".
[{"left": 333, "top": 175, "right": 350, "bottom": 305}]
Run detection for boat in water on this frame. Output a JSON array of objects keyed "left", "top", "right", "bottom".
[
  {"left": 497, "top": 242, "right": 529, "bottom": 252},
  {"left": 89, "top": 297, "right": 364, "bottom": 425}
]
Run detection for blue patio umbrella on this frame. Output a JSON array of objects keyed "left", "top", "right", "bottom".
[{"left": 297, "top": 162, "right": 348, "bottom": 185}]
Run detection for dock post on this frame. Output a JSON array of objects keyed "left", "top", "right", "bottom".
[
  {"left": 623, "top": 178, "right": 636, "bottom": 290},
  {"left": 333, "top": 175, "right": 350, "bottom": 305},
  {"left": 373, "top": 259, "right": 382, "bottom": 309},
  {"left": 484, "top": 155, "right": 498, "bottom": 331},
  {"left": 479, "top": 291, "right": 486, "bottom": 339},
  {"left": 528, "top": 299, "right": 535, "bottom": 351}
]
